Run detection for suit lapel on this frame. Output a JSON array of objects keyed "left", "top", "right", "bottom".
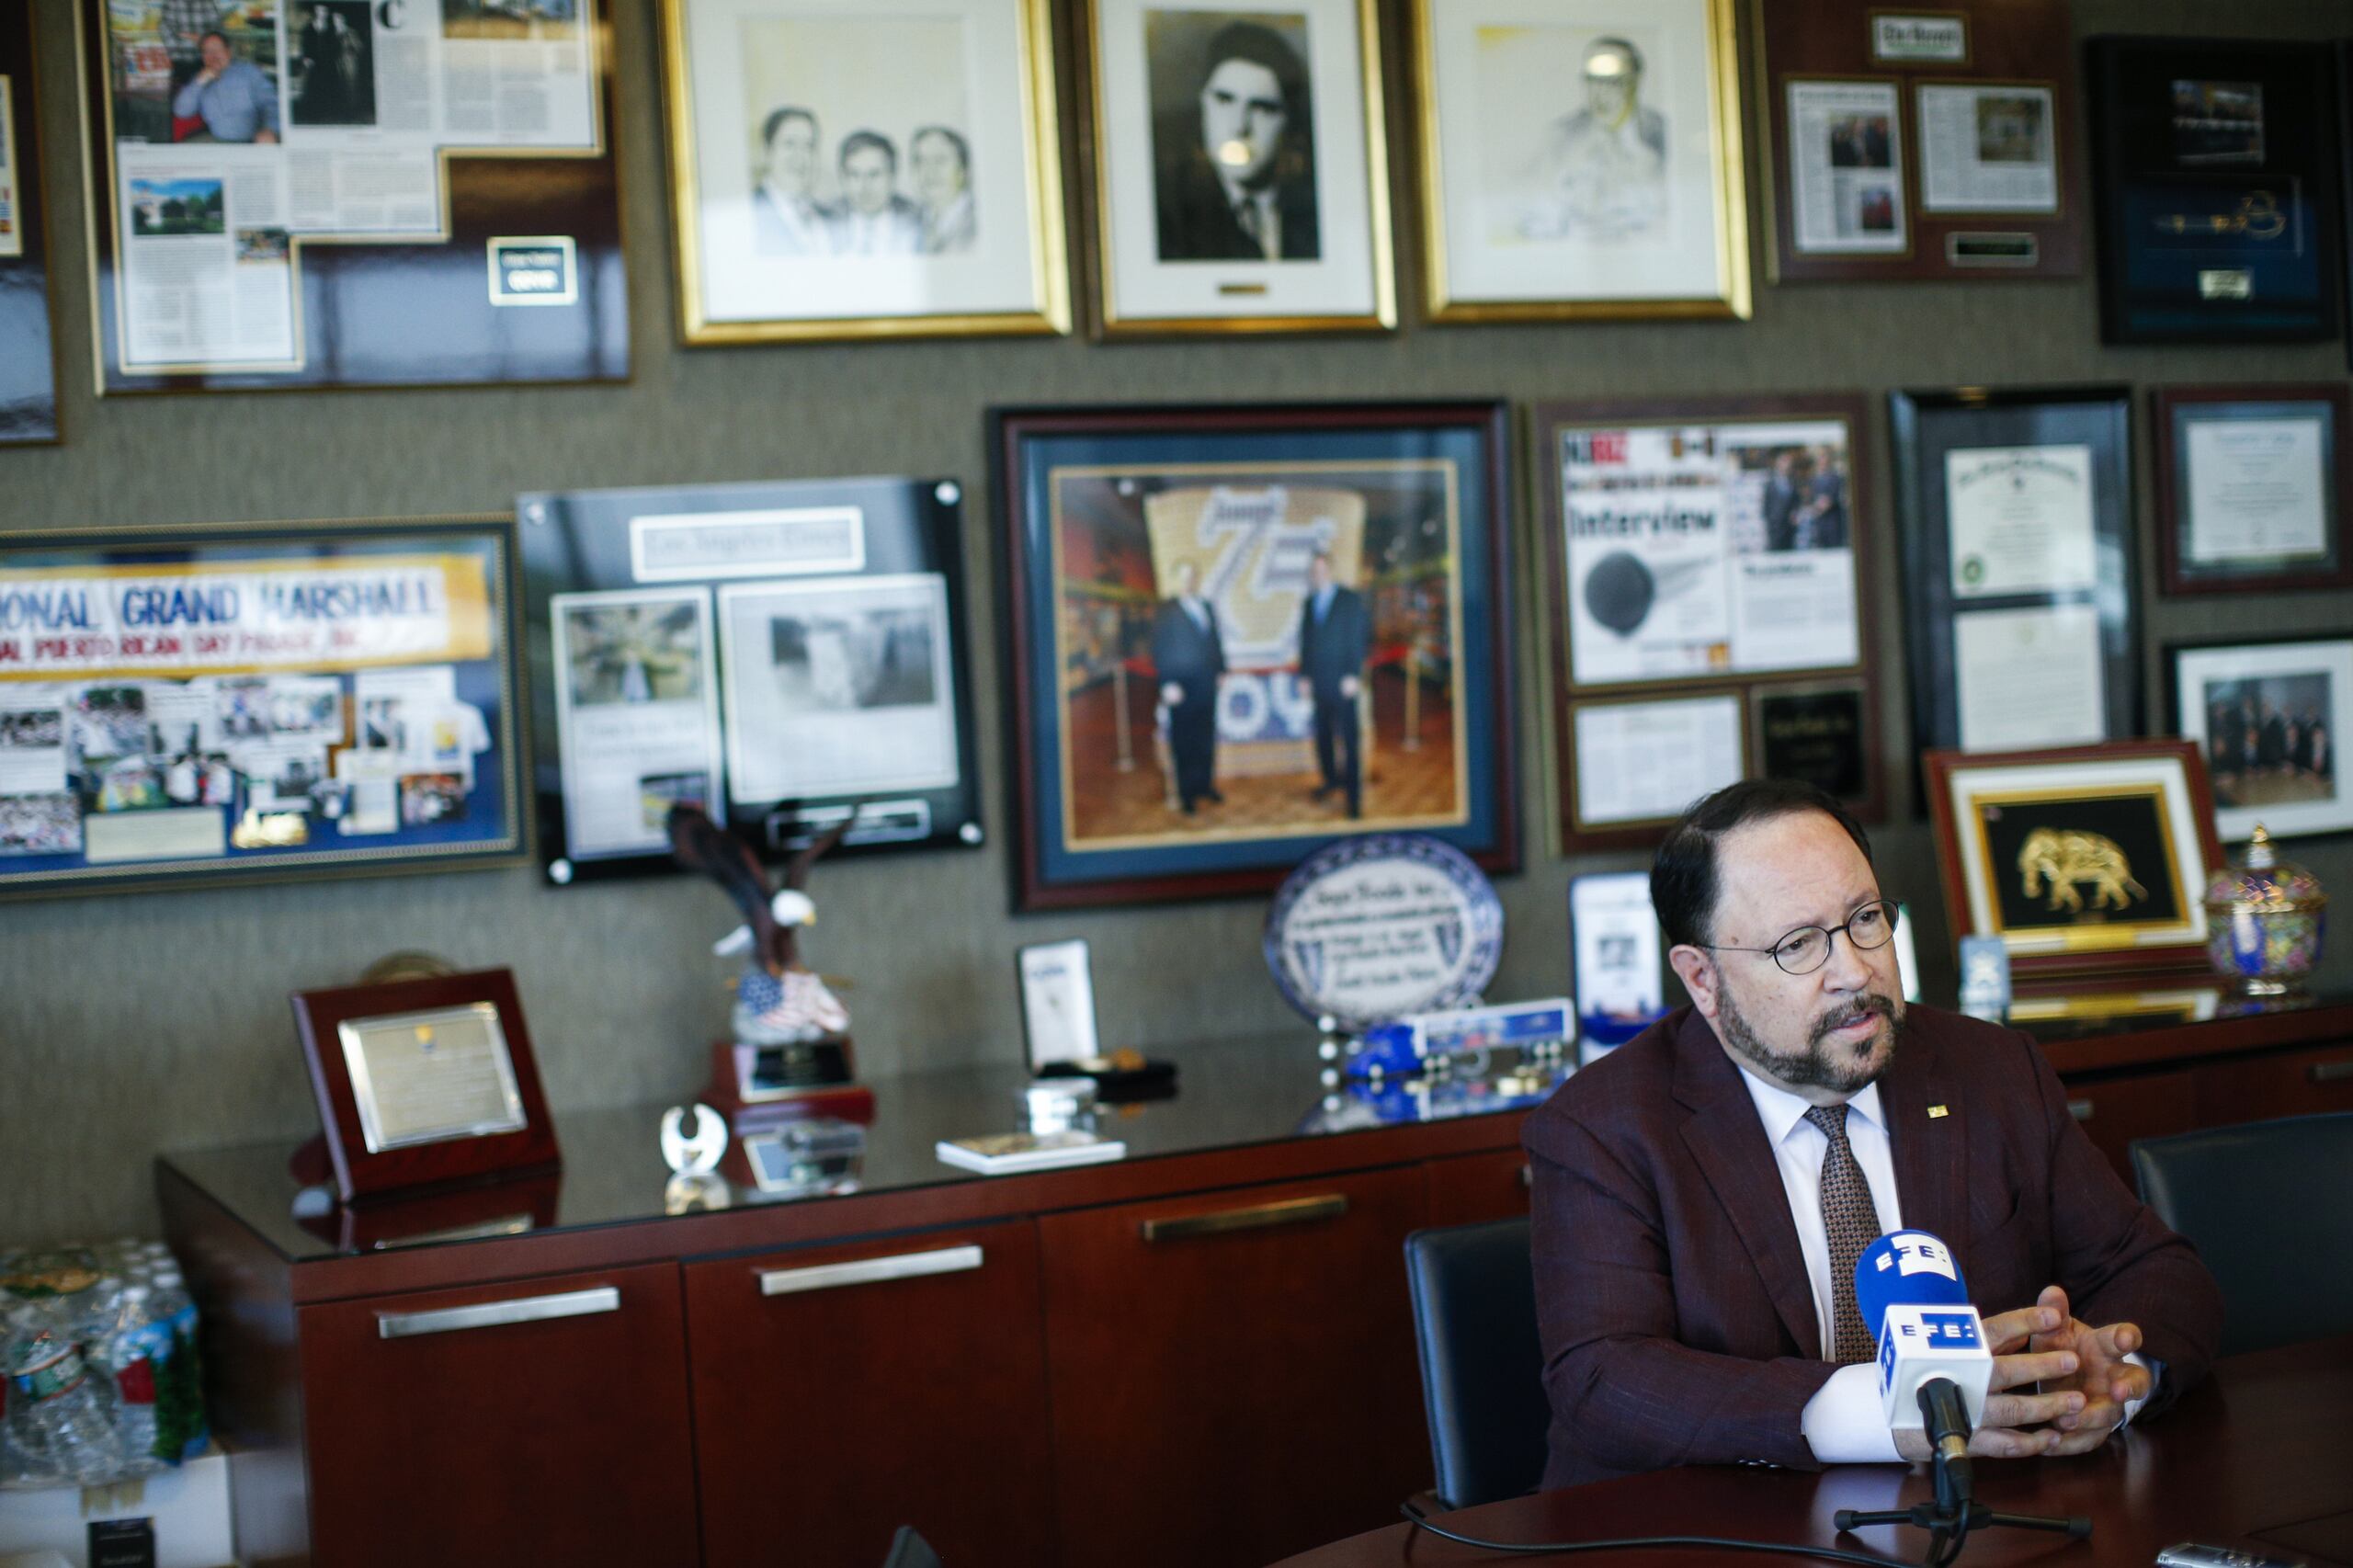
[
  {"left": 1673, "top": 1014, "right": 1824, "bottom": 1360},
  {"left": 1880, "top": 1023, "right": 1972, "bottom": 1277}
]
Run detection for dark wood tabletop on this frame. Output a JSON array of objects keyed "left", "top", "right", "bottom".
[{"left": 1272, "top": 1335, "right": 2353, "bottom": 1568}]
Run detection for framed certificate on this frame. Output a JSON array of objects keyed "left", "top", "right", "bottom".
[
  {"left": 290, "top": 968, "right": 561, "bottom": 1203},
  {"left": 2152, "top": 383, "right": 2351, "bottom": 596},
  {"left": 1, "top": 6, "right": 59, "bottom": 444},
  {"left": 1890, "top": 387, "right": 2137, "bottom": 756},
  {"left": 2168, "top": 635, "right": 2353, "bottom": 843}
]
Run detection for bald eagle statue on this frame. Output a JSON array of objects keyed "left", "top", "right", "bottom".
[{"left": 667, "top": 804, "right": 851, "bottom": 1045}]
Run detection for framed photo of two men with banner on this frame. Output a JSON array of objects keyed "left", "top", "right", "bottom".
[{"left": 995, "top": 403, "right": 1518, "bottom": 910}]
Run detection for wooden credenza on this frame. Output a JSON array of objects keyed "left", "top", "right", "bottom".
[{"left": 158, "top": 997, "right": 2353, "bottom": 1568}]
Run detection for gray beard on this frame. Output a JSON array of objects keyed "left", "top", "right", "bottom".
[{"left": 1717, "top": 988, "right": 1904, "bottom": 1095}]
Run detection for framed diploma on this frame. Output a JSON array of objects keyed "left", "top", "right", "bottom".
[
  {"left": 2168, "top": 635, "right": 2353, "bottom": 843},
  {"left": 290, "top": 968, "right": 561, "bottom": 1203},
  {"left": 1, "top": 6, "right": 59, "bottom": 444},
  {"left": 1754, "top": 0, "right": 2085, "bottom": 284},
  {"left": 2086, "top": 35, "right": 2342, "bottom": 344},
  {"left": 1924, "top": 740, "right": 2222, "bottom": 981},
  {"left": 518, "top": 478, "right": 985, "bottom": 882},
  {"left": 1890, "top": 387, "right": 2137, "bottom": 756},
  {"left": 2152, "top": 383, "right": 2351, "bottom": 597}
]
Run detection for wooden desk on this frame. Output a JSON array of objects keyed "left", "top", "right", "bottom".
[{"left": 1273, "top": 1335, "right": 2353, "bottom": 1568}]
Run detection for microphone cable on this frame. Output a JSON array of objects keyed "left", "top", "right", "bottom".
[{"left": 1400, "top": 1501, "right": 1920, "bottom": 1568}]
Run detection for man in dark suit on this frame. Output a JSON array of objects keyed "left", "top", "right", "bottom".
[
  {"left": 1150, "top": 562, "right": 1224, "bottom": 815},
  {"left": 1152, "top": 21, "right": 1320, "bottom": 262},
  {"left": 1525, "top": 779, "right": 2221, "bottom": 1490},
  {"left": 1296, "top": 550, "right": 1370, "bottom": 817}
]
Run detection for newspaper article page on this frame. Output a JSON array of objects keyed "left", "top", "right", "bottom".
[
  {"left": 0, "top": 77, "right": 21, "bottom": 260},
  {"left": 551, "top": 588, "right": 724, "bottom": 860},
  {"left": 1573, "top": 696, "right": 1745, "bottom": 825},
  {"left": 1786, "top": 81, "right": 1906, "bottom": 256},
  {"left": 1917, "top": 85, "right": 2058, "bottom": 212}
]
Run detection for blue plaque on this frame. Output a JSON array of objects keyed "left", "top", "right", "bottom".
[{"left": 1262, "top": 833, "right": 1505, "bottom": 1030}]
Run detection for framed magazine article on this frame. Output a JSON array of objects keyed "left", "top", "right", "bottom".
[
  {"left": 661, "top": 0, "right": 1071, "bottom": 344},
  {"left": 517, "top": 477, "right": 984, "bottom": 881},
  {"left": 77, "top": 0, "right": 625, "bottom": 393},
  {"left": 1, "top": 5, "right": 60, "bottom": 444},
  {"left": 0, "top": 517, "right": 527, "bottom": 900},
  {"left": 995, "top": 402, "right": 1518, "bottom": 911},
  {"left": 1923, "top": 739, "right": 2222, "bottom": 981},
  {"left": 1412, "top": 0, "right": 1749, "bottom": 322},
  {"left": 1890, "top": 386, "right": 2138, "bottom": 756},
  {"left": 2151, "top": 383, "right": 2351, "bottom": 597},
  {"left": 1533, "top": 394, "right": 1881, "bottom": 849},
  {"left": 2169, "top": 634, "right": 2353, "bottom": 843},
  {"left": 1076, "top": 0, "right": 1396, "bottom": 335}
]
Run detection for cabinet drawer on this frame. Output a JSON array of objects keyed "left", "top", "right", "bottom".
[
  {"left": 2196, "top": 1039, "right": 2353, "bottom": 1128},
  {"left": 299, "top": 1261, "right": 697, "bottom": 1568},
  {"left": 2059, "top": 1069, "right": 2198, "bottom": 1183},
  {"left": 1040, "top": 1165, "right": 1429, "bottom": 1568},
  {"left": 686, "top": 1220, "right": 1054, "bottom": 1568},
  {"left": 1426, "top": 1147, "right": 1530, "bottom": 1229}
]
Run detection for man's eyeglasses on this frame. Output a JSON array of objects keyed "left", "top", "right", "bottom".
[{"left": 1698, "top": 899, "right": 1899, "bottom": 976}]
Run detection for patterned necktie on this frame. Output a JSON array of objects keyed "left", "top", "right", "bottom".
[{"left": 1803, "top": 1103, "right": 1881, "bottom": 1364}]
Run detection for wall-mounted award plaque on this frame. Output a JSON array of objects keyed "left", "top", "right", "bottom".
[
  {"left": 1262, "top": 832, "right": 1503, "bottom": 1031},
  {"left": 291, "top": 967, "right": 560, "bottom": 1203}
]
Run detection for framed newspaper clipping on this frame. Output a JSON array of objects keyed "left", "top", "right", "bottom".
[
  {"left": 1, "top": 4, "right": 60, "bottom": 444},
  {"left": 517, "top": 477, "right": 984, "bottom": 882},
  {"left": 1412, "top": 0, "right": 1750, "bottom": 322},
  {"left": 0, "top": 517, "right": 528, "bottom": 899},
  {"left": 661, "top": 0, "right": 1072, "bottom": 344},
  {"left": 1534, "top": 394, "right": 1881, "bottom": 849},
  {"left": 1075, "top": 0, "right": 1397, "bottom": 336},
  {"left": 78, "top": 0, "right": 625, "bottom": 393}
]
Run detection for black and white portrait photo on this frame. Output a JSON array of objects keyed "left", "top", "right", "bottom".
[
  {"left": 290, "top": 1, "right": 375, "bottom": 128},
  {"left": 1144, "top": 10, "right": 1320, "bottom": 263}
]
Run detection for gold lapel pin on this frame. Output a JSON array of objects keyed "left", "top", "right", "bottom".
[{"left": 1927, "top": 1106, "right": 1950, "bottom": 1119}]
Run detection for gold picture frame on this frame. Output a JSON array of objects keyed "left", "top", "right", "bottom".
[
  {"left": 1412, "top": 0, "right": 1751, "bottom": 323},
  {"left": 662, "top": 0, "right": 1071, "bottom": 344},
  {"left": 1076, "top": 0, "right": 1397, "bottom": 337}
]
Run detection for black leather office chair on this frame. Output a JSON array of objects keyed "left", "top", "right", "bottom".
[
  {"left": 1402, "top": 1216, "right": 1549, "bottom": 1511},
  {"left": 2131, "top": 1111, "right": 2353, "bottom": 1357}
]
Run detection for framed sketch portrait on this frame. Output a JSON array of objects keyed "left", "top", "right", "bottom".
[
  {"left": 995, "top": 403, "right": 1517, "bottom": 910},
  {"left": 662, "top": 0, "right": 1070, "bottom": 343},
  {"left": 1412, "top": 0, "right": 1749, "bottom": 321},
  {"left": 1077, "top": 0, "right": 1395, "bottom": 335}
]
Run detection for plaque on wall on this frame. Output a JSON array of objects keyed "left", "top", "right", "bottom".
[
  {"left": 2151, "top": 383, "right": 2351, "bottom": 597},
  {"left": 76, "top": 0, "right": 626, "bottom": 393},
  {"left": 2086, "top": 35, "right": 2342, "bottom": 344},
  {"left": 1755, "top": 0, "right": 2086, "bottom": 283},
  {"left": 1262, "top": 833, "right": 1504, "bottom": 1031},
  {"left": 1, "top": 5, "right": 59, "bottom": 443}
]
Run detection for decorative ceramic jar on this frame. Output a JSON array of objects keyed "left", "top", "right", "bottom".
[{"left": 2202, "top": 825, "right": 2327, "bottom": 994}]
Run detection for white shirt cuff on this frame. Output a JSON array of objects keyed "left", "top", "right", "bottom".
[
  {"left": 1801, "top": 1362, "right": 1903, "bottom": 1463},
  {"left": 2120, "top": 1351, "right": 2154, "bottom": 1427}
]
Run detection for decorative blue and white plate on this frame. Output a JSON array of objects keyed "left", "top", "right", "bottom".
[{"left": 1263, "top": 834, "right": 1505, "bottom": 1031}]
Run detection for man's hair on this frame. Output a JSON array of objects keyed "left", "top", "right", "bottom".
[
  {"left": 911, "top": 125, "right": 969, "bottom": 173},
  {"left": 1585, "top": 36, "right": 1643, "bottom": 75},
  {"left": 199, "top": 29, "right": 229, "bottom": 49},
  {"left": 1650, "top": 779, "right": 1873, "bottom": 949},
  {"left": 1201, "top": 20, "right": 1305, "bottom": 114},
  {"left": 760, "top": 106, "right": 816, "bottom": 147},
  {"left": 839, "top": 130, "right": 897, "bottom": 171}
]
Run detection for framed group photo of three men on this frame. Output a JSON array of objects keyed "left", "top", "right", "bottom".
[{"left": 995, "top": 403, "right": 1518, "bottom": 910}]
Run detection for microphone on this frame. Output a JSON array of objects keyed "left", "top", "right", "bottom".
[{"left": 1853, "top": 1230, "right": 1994, "bottom": 1449}]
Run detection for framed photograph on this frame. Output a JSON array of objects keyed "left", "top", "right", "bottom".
[
  {"left": 1890, "top": 386, "right": 2137, "bottom": 756},
  {"left": 661, "top": 0, "right": 1069, "bottom": 343},
  {"left": 1755, "top": 0, "right": 2085, "bottom": 284},
  {"left": 1017, "top": 938, "right": 1101, "bottom": 1070},
  {"left": 2152, "top": 383, "right": 2351, "bottom": 596},
  {"left": 1924, "top": 740, "right": 2222, "bottom": 981},
  {"left": 2170, "top": 636, "right": 2353, "bottom": 843},
  {"left": 518, "top": 478, "right": 983, "bottom": 881},
  {"left": 1, "top": 6, "right": 59, "bottom": 444},
  {"left": 1414, "top": 0, "right": 1748, "bottom": 321},
  {"left": 2086, "top": 35, "right": 2342, "bottom": 344},
  {"left": 995, "top": 402, "right": 1517, "bottom": 910},
  {"left": 0, "top": 517, "right": 526, "bottom": 900},
  {"left": 1077, "top": 0, "right": 1394, "bottom": 335},
  {"left": 290, "top": 968, "right": 561, "bottom": 1203}
]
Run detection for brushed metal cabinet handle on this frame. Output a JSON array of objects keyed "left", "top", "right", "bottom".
[
  {"left": 377, "top": 1286, "right": 620, "bottom": 1341},
  {"left": 758, "top": 1244, "right": 983, "bottom": 1297},
  {"left": 1142, "top": 1193, "right": 1347, "bottom": 1243},
  {"left": 2068, "top": 1099, "right": 2095, "bottom": 1121},
  {"left": 2311, "top": 1061, "right": 2353, "bottom": 1085}
]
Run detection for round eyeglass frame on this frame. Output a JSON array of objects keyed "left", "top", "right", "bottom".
[{"left": 1697, "top": 899, "right": 1900, "bottom": 976}]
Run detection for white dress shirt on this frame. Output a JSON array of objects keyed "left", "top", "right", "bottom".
[{"left": 1732, "top": 1062, "right": 2151, "bottom": 1463}]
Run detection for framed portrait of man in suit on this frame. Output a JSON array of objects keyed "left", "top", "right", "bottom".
[
  {"left": 662, "top": 0, "right": 1070, "bottom": 343},
  {"left": 995, "top": 403, "right": 1517, "bottom": 910},
  {"left": 1077, "top": 0, "right": 1395, "bottom": 335}
]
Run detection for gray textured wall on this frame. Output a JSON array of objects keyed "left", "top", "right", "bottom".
[{"left": 5, "top": 0, "right": 2350, "bottom": 1245}]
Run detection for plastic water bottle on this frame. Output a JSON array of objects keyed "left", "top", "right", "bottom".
[
  {"left": 142, "top": 1270, "right": 207, "bottom": 1462},
  {"left": 105, "top": 1286, "right": 164, "bottom": 1469},
  {"left": 6, "top": 1323, "right": 121, "bottom": 1483}
]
